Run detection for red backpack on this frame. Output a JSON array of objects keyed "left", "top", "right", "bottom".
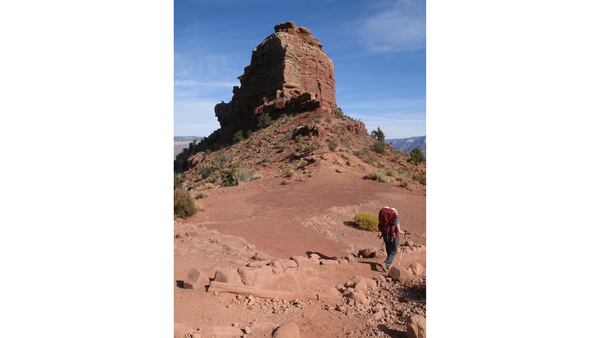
[{"left": 378, "top": 207, "right": 397, "bottom": 235}]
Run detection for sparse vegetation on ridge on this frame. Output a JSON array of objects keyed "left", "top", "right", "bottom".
[{"left": 408, "top": 148, "right": 425, "bottom": 164}]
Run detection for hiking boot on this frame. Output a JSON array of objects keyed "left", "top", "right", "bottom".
[{"left": 382, "top": 263, "right": 389, "bottom": 272}]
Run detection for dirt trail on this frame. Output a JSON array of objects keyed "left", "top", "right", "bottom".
[
  {"left": 186, "top": 170, "right": 425, "bottom": 258},
  {"left": 175, "top": 168, "right": 425, "bottom": 337}
]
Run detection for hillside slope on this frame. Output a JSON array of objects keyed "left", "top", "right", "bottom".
[{"left": 386, "top": 136, "right": 426, "bottom": 153}]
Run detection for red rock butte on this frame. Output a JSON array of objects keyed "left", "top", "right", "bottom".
[{"left": 215, "top": 21, "right": 336, "bottom": 131}]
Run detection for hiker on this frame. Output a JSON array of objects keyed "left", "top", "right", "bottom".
[{"left": 378, "top": 206, "right": 401, "bottom": 271}]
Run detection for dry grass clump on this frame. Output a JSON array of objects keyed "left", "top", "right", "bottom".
[
  {"left": 174, "top": 188, "right": 198, "bottom": 218},
  {"left": 353, "top": 211, "right": 379, "bottom": 232},
  {"left": 282, "top": 165, "right": 294, "bottom": 178},
  {"left": 364, "top": 171, "right": 393, "bottom": 183},
  {"left": 197, "top": 183, "right": 216, "bottom": 191}
]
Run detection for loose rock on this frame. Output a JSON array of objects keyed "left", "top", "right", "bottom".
[{"left": 272, "top": 321, "right": 301, "bottom": 338}]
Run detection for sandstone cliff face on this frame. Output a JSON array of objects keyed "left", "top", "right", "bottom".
[{"left": 215, "top": 21, "right": 336, "bottom": 132}]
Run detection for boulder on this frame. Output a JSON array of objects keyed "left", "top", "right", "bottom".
[
  {"left": 406, "top": 314, "right": 426, "bottom": 338},
  {"left": 237, "top": 266, "right": 275, "bottom": 287},
  {"left": 344, "top": 276, "right": 378, "bottom": 293},
  {"left": 181, "top": 268, "right": 210, "bottom": 290},
  {"left": 272, "top": 322, "right": 300, "bottom": 338},
  {"left": 291, "top": 255, "right": 319, "bottom": 268},
  {"left": 271, "top": 258, "right": 298, "bottom": 270},
  {"left": 345, "top": 289, "right": 368, "bottom": 306},
  {"left": 213, "top": 268, "right": 242, "bottom": 284},
  {"left": 358, "top": 248, "right": 378, "bottom": 258},
  {"left": 409, "top": 263, "right": 425, "bottom": 277},
  {"left": 388, "top": 266, "right": 414, "bottom": 284}
]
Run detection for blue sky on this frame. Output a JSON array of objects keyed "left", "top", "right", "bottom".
[{"left": 175, "top": 0, "right": 425, "bottom": 139}]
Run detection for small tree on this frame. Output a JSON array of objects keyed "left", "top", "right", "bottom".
[
  {"left": 371, "top": 127, "right": 385, "bottom": 143},
  {"left": 371, "top": 127, "right": 386, "bottom": 154},
  {"left": 257, "top": 113, "right": 272, "bottom": 129},
  {"left": 409, "top": 148, "right": 425, "bottom": 164}
]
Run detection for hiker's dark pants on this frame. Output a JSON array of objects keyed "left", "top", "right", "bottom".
[{"left": 383, "top": 235, "right": 398, "bottom": 266}]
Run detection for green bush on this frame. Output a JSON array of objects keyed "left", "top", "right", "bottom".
[
  {"left": 174, "top": 188, "right": 198, "bottom": 218},
  {"left": 372, "top": 141, "right": 386, "bottom": 154},
  {"left": 233, "top": 130, "right": 245, "bottom": 143},
  {"left": 353, "top": 211, "right": 379, "bottom": 232},
  {"left": 409, "top": 148, "right": 425, "bottom": 164},
  {"left": 174, "top": 173, "right": 184, "bottom": 189},
  {"left": 199, "top": 166, "right": 214, "bottom": 179},
  {"left": 257, "top": 113, "right": 272, "bottom": 129}
]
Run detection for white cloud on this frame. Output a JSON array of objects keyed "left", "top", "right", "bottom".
[{"left": 359, "top": 0, "right": 425, "bottom": 53}]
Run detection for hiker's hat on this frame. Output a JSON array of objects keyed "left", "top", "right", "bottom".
[{"left": 391, "top": 207, "right": 398, "bottom": 215}]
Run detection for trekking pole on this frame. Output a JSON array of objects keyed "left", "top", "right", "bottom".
[{"left": 396, "top": 231, "right": 404, "bottom": 267}]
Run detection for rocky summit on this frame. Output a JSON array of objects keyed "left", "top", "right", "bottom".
[{"left": 215, "top": 21, "right": 336, "bottom": 133}]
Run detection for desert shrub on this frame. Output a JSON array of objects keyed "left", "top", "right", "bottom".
[
  {"left": 199, "top": 165, "right": 214, "bottom": 179},
  {"left": 195, "top": 192, "right": 205, "bottom": 199},
  {"left": 257, "top": 114, "right": 272, "bottom": 129},
  {"left": 174, "top": 173, "right": 184, "bottom": 189},
  {"left": 384, "top": 168, "right": 396, "bottom": 177},
  {"left": 236, "top": 167, "right": 255, "bottom": 182},
  {"left": 220, "top": 168, "right": 238, "bottom": 187},
  {"left": 413, "top": 172, "right": 426, "bottom": 185},
  {"left": 364, "top": 171, "right": 392, "bottom": 183},
  {"left": 372, "top": 141, "right": 386, "bottom": 154},
  {"left": 353, "top": 211, "right": 379, "bottom": 232},
  {"left": 174, "top": 188, "right": 198, "bottom": 218},
  {"left": 282, "top": 165, "right": 294, "bottom": 178},
  {"left": 215, "top": 155, "right": 229, "bottom": 169},
  {"left": 332, "top": 106, "right": 345, "bottom": 117},
  {"left": 197, "top": 182, "right": 215, "bottom": 191},
  {"left": 297, "top": 159, "right": 308, "bottom": 169},
  {"left": 233, "top": 130, "right": 245, "bottom": 143},
  {"left": 409, "top": 148, "right": 425, "bottom": 164},
  {"left": 397, "top": 178, "right": 408, "bottom": 188},
  {"left": 298, "top": 141, "right": 321, "bottom": 153},
  {"left": 326, "top": 139, "right": 338, "bottom": 151}
]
